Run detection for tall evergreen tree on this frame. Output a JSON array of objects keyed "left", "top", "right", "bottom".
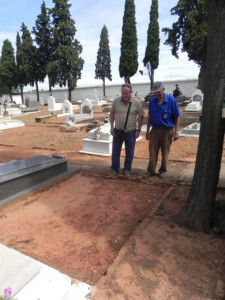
[
  {"left": 178, "top": 0, "right": 225, "bottom": 232},
  {"left": 0, "top": 39, "right": 16, "bottom": 102},
  {"left": 20, "top": 23, "right": 42, "bottom": 102},
  {"left": 95, "top": 25, "right": 112, "bottom": 97},
  {"left": 49, "top": 0, "right": 84, "bottom": 101},
  {"left": 119, "top": 0, "right": 138, "bottom": 84},
  {"left": 162, "top": 0, "right": 208, "bottom": 90},
  {"left": 16, "top": 32, "right": 26, "bottom": 104},
  {"left": 143, "top": 0, "right": 160, "bottom": 90},
  {"left": 32, "top": 1, "right": 53, "bottom": 94}
]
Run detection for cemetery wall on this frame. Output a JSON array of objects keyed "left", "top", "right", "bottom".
[{"left": 23, "top": 79, "right": 198, "bottom": 103}]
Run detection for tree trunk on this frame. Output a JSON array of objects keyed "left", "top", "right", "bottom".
[
  {"left": 150, "top": 67, "right": 154, "bottom": 91},
  {"left": 179, "top": 0, "right": 225, "bottom": 232},
  {"left": 35, "top": 80, "right": 40, "bottom": 102},
  {"left": 124, "top": 76, "right": 131, "bottom": 84},
  {"left": 68, "top": 88, "right": 72, "bottom": 102},
  {"left": 49, "top": 78, "right": 52, "bottom": 96},
  {"left": 20, "top": 83, "right": 24, "bottom": 105},
  {"left": 103, "top": 77, "right": 106, "bottom": 97}
]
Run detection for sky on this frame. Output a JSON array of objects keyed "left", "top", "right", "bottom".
[{"left": 0, "top": 0, "right": 200, "bottom": 91}]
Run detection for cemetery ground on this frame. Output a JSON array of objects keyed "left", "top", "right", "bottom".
[{"left": 0, "top": 105, "right": 225, "bottom": 299}]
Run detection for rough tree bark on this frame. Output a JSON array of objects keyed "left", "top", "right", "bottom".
[{"left": 179, "top": 0, "right": 225, "bottom": 231}]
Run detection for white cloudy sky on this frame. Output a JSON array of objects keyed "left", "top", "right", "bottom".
[{"left": 0, "top": 0, "right": 200, "bottom": 90}]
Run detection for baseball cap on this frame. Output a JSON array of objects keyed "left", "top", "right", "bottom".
[{"left": 151, "top": 81, "right": 164, "bottom": 93}]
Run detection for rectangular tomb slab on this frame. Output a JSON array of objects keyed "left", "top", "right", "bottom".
[{"left": 0, "top": 155, "right": 68, "bottom": 202}]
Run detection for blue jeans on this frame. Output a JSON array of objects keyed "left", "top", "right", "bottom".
[{"left": 111, "top": 129, "right": 136, "bottom": 173}]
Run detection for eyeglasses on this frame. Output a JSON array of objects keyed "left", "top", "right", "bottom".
[{"left": 122, "top": 83, "right": 132, "bottom": 91}]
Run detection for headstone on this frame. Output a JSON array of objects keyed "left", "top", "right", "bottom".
[
  {"left": 47, "top": 96, "right": 63, "bottom": 111},
  {"left": 62, "top": 100, "right": 73, "bottom": 115},
  {"left": 185, "top": 89, "right": 203, "bottom": 112},
  {"left": 81, "top": 98, "right": 93, "bottom": 117},
  {"left": 180, "top": 122, "right": 200, "bottom": 137}
]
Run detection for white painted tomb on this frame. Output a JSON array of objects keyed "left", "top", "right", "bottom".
[
  {"left": 185, "top": 89, "right": 203, "bottom": 112},
  {"left": 0, "top": 243, "right": 92, "bottom": 300},
  {"left": 80, "top": 123, "right": 142, "bottom": 156},
  {"left": 80, "top": 123, "right": 112, "bottom": 156},
  {"left": 47, "top": 96, "right": 63, "bottom": 112},
  {"left": 0, "top": 119, "right": 25, "bottom": 131},
  {"left": 74, "top": 98, "right": 93, "bottom": 123},
  {"left": 91, "top": 89, "right": 107, "bottom": 106},
  {"left": 180, "top": 122, "right": 200, "bottom": 137}
]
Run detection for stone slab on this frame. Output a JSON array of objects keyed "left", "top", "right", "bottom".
[
  {"left": 0, "top": 243, "right": 41, "bottom": 296},
  {"left": 0, "top": 156, "right": 79, "bottom": 205}
]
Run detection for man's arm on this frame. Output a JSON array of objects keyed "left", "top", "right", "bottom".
[
  {"left": 110, "top": 112, "right": 115, "bottom": 135},
  {"left": 174, "top": 116, "right": 180, "bottom": 141},
  {"left": 145, "top": 115, "right": 152, "bottom": 140},
  {"left": 135, "top": 115, "right": 144, "bottom": 138}
]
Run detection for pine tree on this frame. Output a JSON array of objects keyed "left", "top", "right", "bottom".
[
  {"left": 119, "top": 0, "right": 138, "bottom": 84},
  {"left": 0, "top": 39, "right": 16, "bottom": 102},
  {"left": 143, "top": 0, "right": 159, "bottom": 90},
  {"left": 49, "top": 0, "right": 84, "bottom": 101},
  {"left": 32, "top": 1, "right": 53, "bottom": 94},
  {"left": 95, "top": 25, "right": 112, "bottom": 97}
]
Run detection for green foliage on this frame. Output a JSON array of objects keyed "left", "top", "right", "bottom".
[
  {"left": 143, "top": 0, "right": 160, "bottom": 88},
  {"left": 162, "top": 0, "right": 208, "bottom": 66},
  {"left": 95, "top": 25, "right": 112, "bottom": 96},
  {"left": 143, "top": 0, "right": 159, "bottom": 70},
  {"left": 0, "top": 39, "right": 16, "bottom": 95},
  {"left": 95, "top": 25, "right": 112, "bottom": 82},
  {"left": 119, "top": 0, "right": 138, "bottom": 83},
  {"left": 50, "top": 0, "right": 84, "bottom": 94},
  {"left": 32, "top": 1, "right": 53, "bottom": 84}
]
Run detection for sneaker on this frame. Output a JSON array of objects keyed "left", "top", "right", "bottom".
[
  {"left": 109, "top": 169, "right": 118, "bottom": 177},
  {"left": 159, "top": 171, "right": 166, "bottom": 179},
  {"left": 122, "top": 169, "right": 130, "bottom": 177},
  {"left": 142, "top": 171, "right": 154, "bottom": 179}
]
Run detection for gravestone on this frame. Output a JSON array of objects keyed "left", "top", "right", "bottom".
[
  {"left": 180, "top": 122, "right": 200, "bottom": 137},
  {"left": 62, "top": 99, "right": 73, "bottom": 115},
  {"left": 73, "top": 98, "right": 94, "bottom": 123},
  {"left": 185, "top": 89, "right": 203, "bottom": 112},
  {"left": 48, "top": 96, "right": 63, "bottom": 111}
]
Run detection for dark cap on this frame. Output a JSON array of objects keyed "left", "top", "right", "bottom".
[{"left": 151, "top": 81, "right": 164, "bottom": 93}]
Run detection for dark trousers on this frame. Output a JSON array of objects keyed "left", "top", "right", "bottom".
[
  {"left": 111, "top": 129, "right": 136, "bottom": 173},
  {"left": 147, "top": 127, "right": 174, "bottom": 174}
]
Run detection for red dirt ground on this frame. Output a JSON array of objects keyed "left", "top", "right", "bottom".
[{"left": 0, "top": 105, "right": 224, "bottom": 298}]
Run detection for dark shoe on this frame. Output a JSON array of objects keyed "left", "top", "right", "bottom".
[
  {"left": 122, "top": 169, "right": 130, "bottom": 177},
  {"left": 159, "top": 171, "right": 166, "bottom": 179},
  {"left": 109, "top": 169, "right": 118, "bottom": 177},
  {"left": 142, "top": 171, "right": 154, "bottom": 179}
]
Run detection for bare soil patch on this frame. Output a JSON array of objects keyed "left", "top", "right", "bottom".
[{"left": 0, "top": 105, "right": 225, "bottom": 298}]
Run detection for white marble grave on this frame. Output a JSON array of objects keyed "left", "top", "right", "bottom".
[
  {"left": 80, "top": 123, "right": 113, "bottom": 156},
  {"left": 62, "top": 99, "right": 73, "bottom": 115},
  {"left": 180, "top": 122, "right": 200, "bottom": 137},
  {"left": 185, "top": 89, "right": 203, "bottom": 112},
  {"left": 47, "top": 96, "right": 63, "bottom": 112},
  {"left": 73, "top": 98, "right": 93, "bottom": 123},
  {"left": 80, "top": 123, "right": 143, "bottom": 156},
  {"left": 0, "top": 119, "right": 25, "bottom": 131}
]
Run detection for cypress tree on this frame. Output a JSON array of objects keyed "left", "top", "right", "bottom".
[
  {"left": 143, "top": 0, "right": 159, "bottom": 90},
  {"left": 0, "top": 39, "right": 16, "bottom": 102},
  {"left": 95, "top": 25, "right": 112, "bottom": 97},
  {"left": 32, "top": 1, "right": 53, "bottom": 94},
  {"left": 49, "top": 0, "right": 84, "bottom": 101},
  {"left": 119, "top": 0, "right": 138, "bottom": 84}
]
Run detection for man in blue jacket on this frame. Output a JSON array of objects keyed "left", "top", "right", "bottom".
[{"left": 143, "top": 81, "right": 181, "bottom": 179}]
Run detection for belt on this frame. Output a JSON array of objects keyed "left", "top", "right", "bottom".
[{"left": 155, "top": 126, "right": 173, "bottom": 130}]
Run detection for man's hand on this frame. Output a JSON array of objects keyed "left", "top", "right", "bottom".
[
  {"left": 110, "top": 127, "right": 114, "bottom": 135},
  {"left": 174, "top": 132, "right": 179, "bottom": 141},
  {"left": 145, "top": 132, "right": 150, "bottom": 141}
]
